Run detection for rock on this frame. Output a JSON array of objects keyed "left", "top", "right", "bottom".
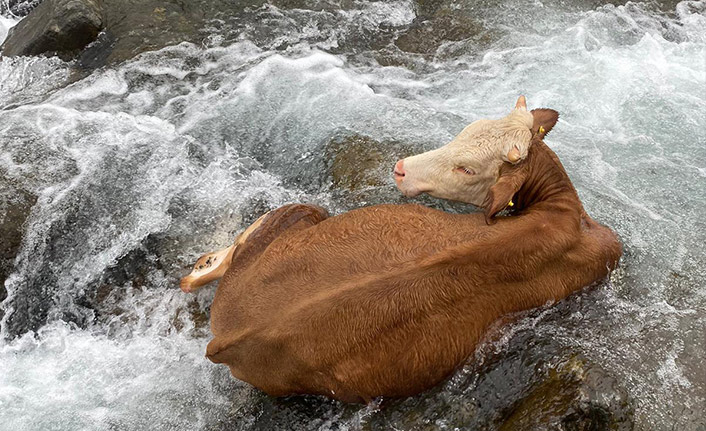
[
  {"left": 78, "top": 0, "right": 268, "bottom": 68},
  {"left": 395, "top": 5, "right": 487, "bottom": 55},
  {"left": 0, "top": 176, "right": 37, "bottom": 326},
  {"left": 1, "top": 0, "right": 103, "bottom": 60},
  {"left": 497, "top": 356, "right": 635, "bottom": 431},
  {"left": 325, "top": 133, "right": 421, "bottom": 193},
  {"left": 327, "top": 135, "right": 389, "bottom": 191},
  {"left": 276, "top": 132, "right": 412, "bottom": 196},
  {"left": 78, "top": 0, "right": 203, "bottom": 68},
  {"left": 1, "top": 0, "right": 227, "bottom": 66},
  {"left": 317, "top": 133, "right": 415, "bottom": 209}
]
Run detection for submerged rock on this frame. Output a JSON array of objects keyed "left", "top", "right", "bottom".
[
  {"left": 327, "top": 134, "right": 398, "bottom": 191},
  {"left": 395, "top": 14, "right": 484, "bottom": 55},
  {"left": 276, "top": 132, "right": 401, "bottom": 194},
  {"left": 321, "top": 133, "right": 476, "bottom": 214},
  {"left": 497, "top": 356, "right": 634, "bottom": 431},
  {"left": 394, "top": 2, "right": 488, "bottom": 55},
  {"left": 77, "top": 0, "right": 209, "bottom": 68},
  {"left": 1, "top": 0, "right": 103, "bottom": 60},
  {"left": 207, "top": 351, "right": 635, "bottom": 430},
  {"left": 0, "top": 176, "right": 37, "bottom": 327}
]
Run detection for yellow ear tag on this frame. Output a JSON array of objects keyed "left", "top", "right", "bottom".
[
  {"left": 539, "top": 125, "right": 545, "bottom": 134},
  {"left": 507, "top": 200, "right": 514, "bottom": 207}
]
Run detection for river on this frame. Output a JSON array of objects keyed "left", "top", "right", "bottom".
[{"left": 0, "top": 0, "right": 704, "bottom": 429}]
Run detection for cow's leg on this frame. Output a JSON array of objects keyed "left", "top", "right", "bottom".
[
  {"left": 179, "top": 212, "right": 268, "bottom": 293},
  {"left": 180, "top": 204, "right": 328, "bottom": 293}
]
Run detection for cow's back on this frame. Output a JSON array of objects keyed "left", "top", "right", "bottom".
[{"left": 211, "top": 204, "right": 487, "bottom": 333}]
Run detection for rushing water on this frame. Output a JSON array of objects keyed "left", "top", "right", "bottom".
[{"left": 0, "top": 0, "right": 704, "bottom": 429}]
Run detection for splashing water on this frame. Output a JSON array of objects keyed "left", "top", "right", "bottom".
[{"left": 0, "top": 0, "right": 704, "bottom": 430}]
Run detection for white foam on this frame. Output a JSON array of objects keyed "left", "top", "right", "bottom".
[
  {"left": 0, "top": 14, "right": 16, "bottom": 44},
  {"left": 0, "top": 321, "right": 240, "bottom": 430}
]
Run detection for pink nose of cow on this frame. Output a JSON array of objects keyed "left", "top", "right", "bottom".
[{"left": 393, "top": 160, "right": 405, "bottom": 183}]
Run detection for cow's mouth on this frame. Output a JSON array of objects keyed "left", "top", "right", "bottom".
[{"left": 395, "top": 180, "right": 429, "bottom": 198}]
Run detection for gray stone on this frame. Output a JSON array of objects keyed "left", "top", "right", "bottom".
[
  {"left": 0, "top": 176, "right": 37, "bottom": 326},
  {"left": 394, "top": 4, "right": 489, "bottom": 55},
  {"left": 497, "top": 356, "right": 635, "bottom": 431},
  {"left": 1, "top": 0, "right": 103, "bottom": 60},
  {"left": 77, "top": 0, "right": 263, "bottom": 69}
]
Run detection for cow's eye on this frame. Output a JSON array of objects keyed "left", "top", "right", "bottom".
[{"left": 454, "top": 167, "right": 475, "bottom": 175}]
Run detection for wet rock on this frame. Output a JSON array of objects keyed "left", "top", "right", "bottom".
[
  {"left": 326, "top": 134, "right": 432, "bottom": 209},
  {"left": 3, "top": 0, "right": 492, "bottom": 69},
  {"left": 327, "top": 134, "right": 393, "bottom": 191},
  {"left": 497, "top": 356, "right": 634, "bottom": 431},
  {"left": 325, "top": 132, "right": 421, "bottom": 194},
  {"left": 395, "top": 5, "right": 486, "bottom": 55},
  {"left": 78, "top": 0, "right": 203, "bottom": 68},
  {"left": 209, "top": 343, "right": 634, "bottom": 430},
  {"left": 239, "top": 196, "right": 277, "bottom": 226},
  {"left": 81, "top": 234, "right": 209, "bottom": 337},
  {"left": 2, "top": 0, "right": 265, "bottom": 68},
  {"left": 0, "top": 176, "right": 37, "bottom": 326},
  {"left": 1, "top": 0, "right": 103, "bottom": 60},
  {"left": 2, "top": 201, "right": 82, "bottom": 336}
]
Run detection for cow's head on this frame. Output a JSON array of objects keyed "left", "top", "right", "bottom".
[{"left": 394, "top": 96, "right": 556, "bottom": 206}]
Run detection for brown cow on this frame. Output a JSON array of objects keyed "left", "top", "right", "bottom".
[{"left": 180, "top": 97, "right": 622, "bottom": 403}]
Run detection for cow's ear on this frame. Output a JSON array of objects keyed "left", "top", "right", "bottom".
[
  {"left": 482, "top": 164, "right": 528, "bottom": 225},
  {"left": 206, "top": 333, "right": 241, "bottom": 364},
  {"left": 531, "top": 109, "right": 559, "bottom": 140}
]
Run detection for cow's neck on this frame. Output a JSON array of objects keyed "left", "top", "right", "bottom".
[{"left": 512, "top": 141, "right": 586, "bottom": 218}]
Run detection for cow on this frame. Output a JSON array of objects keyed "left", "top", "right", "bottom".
[{"left": 180, "top": 96, "right": 622, "bottom": 403}]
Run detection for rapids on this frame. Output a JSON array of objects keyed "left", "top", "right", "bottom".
[{"left": 0, "top": 0, "right": 704, "bottom": 429}]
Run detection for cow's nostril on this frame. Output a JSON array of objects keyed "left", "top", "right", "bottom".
[{"left": 394, "top": 160, "right": 405, "bottom": 177}]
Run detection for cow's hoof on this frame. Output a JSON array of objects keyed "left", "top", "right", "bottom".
[{"left": 180, "top": 275, "right": 197, "bottom": 293}]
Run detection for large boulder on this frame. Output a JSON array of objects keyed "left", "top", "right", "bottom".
[
  {"left": 0, "top": 0, "right": 219, "bottom": 66},
  {"left": 0, "top": 0, "right": 265, "bottom": 68},
  {"left": 1, "top": 0, "right": 103, "bottom": 60}
]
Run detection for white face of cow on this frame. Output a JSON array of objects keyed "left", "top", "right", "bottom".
[{"left": 394, "top": 97, "right": 534, "bottom": 206}]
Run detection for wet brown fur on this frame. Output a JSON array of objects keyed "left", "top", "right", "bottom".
[{"left": 203, "top": 109, "right": 623, "bottom": 403}]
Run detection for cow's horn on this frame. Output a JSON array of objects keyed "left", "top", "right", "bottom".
[
  {"left": 507, "top": 146, "right": 521, "bottom": 163},
  {"left": 515, "top": 95, "right": 527, "bottom": 110}
]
